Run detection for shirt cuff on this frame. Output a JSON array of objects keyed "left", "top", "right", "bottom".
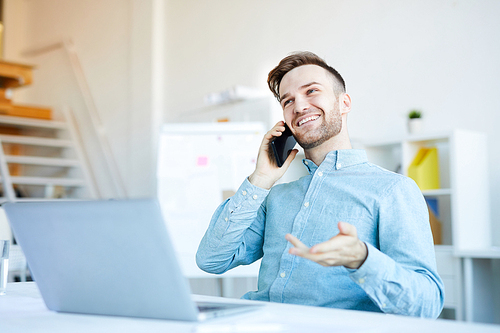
[
  {"left": 347, "top": 242, "right": 395, "bottom": 284},
  {"left": 226, "top": 177, "right": 270, "bottom": 211}
]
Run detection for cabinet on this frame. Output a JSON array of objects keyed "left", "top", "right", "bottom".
[{"left": 356, "top": 129, "right": 490, "bottom": 320}]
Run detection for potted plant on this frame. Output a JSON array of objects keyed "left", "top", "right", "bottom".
[{"left": 408, "top": 109, "right": 423, "bottom": 134}]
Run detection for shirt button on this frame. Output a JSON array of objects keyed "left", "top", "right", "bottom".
[
  {"left": 358, "top": 278, "right": 365, "bottom": 284},
  {"left": 304, "top": 202, "right": 309, "bottom": 207},
  {"left": 317, "top": 171, "right": 323, "bottom": 177},
  {"left": 225, "top": 218, "right": 228, "bottom": 221},
  {"left": 337, "top": 163, "right": 342, "bottom": 169},
  {"left": 253, "top": 195, "right": 258, "bottom": 200},
  {"left": 280, "top": 272, "right": 286, "bottom": 278},
  {"left": 304, "top": 161, "right": 309, "bottom": 165},
  {"left": 381, "top": 303, "right": 386, "bottom": 308},
  {"left": 242, "top": 191, "right": 247, "bottom": 196}
]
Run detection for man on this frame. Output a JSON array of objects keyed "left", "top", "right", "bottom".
[{"left": 196, "top": 51, "right": 444, "bottom": 318}]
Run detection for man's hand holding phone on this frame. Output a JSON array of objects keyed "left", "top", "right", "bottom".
[{"left": 248, "top": 121, "right": 298, "bottom": 190}]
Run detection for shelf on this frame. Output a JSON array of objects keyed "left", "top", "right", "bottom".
[
  {"left": 4, "top": 155, "right": 80, "bottom": 167},
  {"left": 454, "top": 247, "right": 500, "bottom": 259},
  {"left": 0, "top": 60, "right": 33, "bottom": 88},
  {"left": 0, "top": 134, "right": 73, "bottom": 147},
  {"left": 0, "top": 114, "right": 66, "bottom": 129},
  {"left": 358, "top": 131, "right": 452, "bottom": 147},
  {"left": 422, "top": 188, "right": 452, "bottom": 196},
  {"left": 9, "top": 176, "right": 86, "bottom": 187}
]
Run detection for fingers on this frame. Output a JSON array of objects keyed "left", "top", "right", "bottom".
[
  {"left": 285, "top": 234, "right": 309, "bottom": 252},
  {"left": 281, "top": 149, "right": 299, "bottom": 168},
  {"left": 286, "top": 234, "right": 313, "bottom": 257},
  {"left": 249, "top": 121, "right": 294, "bottom": 189},
  {"left": 265, "top": 121, "right": 286, "bottom": 140},
  {"left": 286, "top": 223, "right": 366, "bottom": 269},
  {"left": 337, "top": 221, "right": 357, "bottom": 237},
  {"left": 310, "top": 238, "right": 343, "bottom": 254},
  {"left": 286, "top": 233, "right": 342, "bottom": 265},
  {"left": 310, "top": 224, "right": 356, "bottom": 254},
  {"left": 287, "top": 240, "right": 339, "bottom": 266}
]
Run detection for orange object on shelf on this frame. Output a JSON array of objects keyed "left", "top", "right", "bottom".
[
  {"left": 0, "top": 60, "right": 52, "bottom": 120},
  {"left": 428, "top": 206, "right": 442, "bottom": 245},
  {"left": 0, "top": 60, "right": 34, "bottom": 88},
  {"left": 0, "top": 103, "right": 52, "bottom": 120}
]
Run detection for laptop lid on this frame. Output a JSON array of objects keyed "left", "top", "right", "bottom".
[{"left": 3, "top": 199, "right": 201, "bottom": 321}]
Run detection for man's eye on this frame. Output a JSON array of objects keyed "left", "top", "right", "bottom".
[
  {"left": 283, "top": 99, "right": 292, "bottom": 107},
  {"left": 307, "top": 88, "right": 317, "bottom": 94}
]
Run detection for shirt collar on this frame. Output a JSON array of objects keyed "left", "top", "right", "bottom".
[{"left": 302, "top": 149, "right": 368, "bottom": 174}]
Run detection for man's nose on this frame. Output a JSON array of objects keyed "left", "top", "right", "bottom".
[{"left": 294, "top": 96, "right": 309, "bottom": 113}]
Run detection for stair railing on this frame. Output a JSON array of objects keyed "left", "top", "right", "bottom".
[{"left": 22, "top": 39, "right": 127, "bottom": 198}]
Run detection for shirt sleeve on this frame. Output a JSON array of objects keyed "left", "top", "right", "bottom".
[
  {"left": 348, "top": 176, "right": 445, "bottom": 318},
  {"left": 196, "top": 178, "right": 269, "bottom": 274}
]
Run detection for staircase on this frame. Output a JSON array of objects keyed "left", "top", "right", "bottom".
[{"left": 0, "top": 60, "right": 97, "bottom": 202}]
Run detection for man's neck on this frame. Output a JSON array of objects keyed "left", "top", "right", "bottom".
[{"left": 303, "top": 132, "right": 352, "bottom": 166}]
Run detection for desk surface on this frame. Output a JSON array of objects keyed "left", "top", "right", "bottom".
[
  {"left": 455, "top": 247, "right": 500, "bottom": 259},
  {"left": 1, "top": 283, "right": 499, "bottom": 333}
]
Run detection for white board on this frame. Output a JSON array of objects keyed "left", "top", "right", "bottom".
[{"left": 157, "top": 122, "right": 265, "bottom": 278}]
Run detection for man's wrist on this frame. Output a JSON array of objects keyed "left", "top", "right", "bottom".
[
  {"left": 248, "top": 172, "right": 275, "bottom": 190},
  {"left": 345, "top": 241, "right": 368, "bottom": 270}
]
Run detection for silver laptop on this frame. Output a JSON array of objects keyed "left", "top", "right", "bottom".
[{"left": 3, "top": 198, "right": 260, "bottom": 321}]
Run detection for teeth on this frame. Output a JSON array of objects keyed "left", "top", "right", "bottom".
[{"left": 298, "top": 116, "right": 319, "bottom": 126}]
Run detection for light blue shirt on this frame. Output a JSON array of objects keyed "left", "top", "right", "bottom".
[{"left": 196, "top": 149, "right": 444, "bottom": 318}]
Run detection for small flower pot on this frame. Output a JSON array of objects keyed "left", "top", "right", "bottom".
[{"left": 408, "top": 118, "right": 423, "bottom": 134}]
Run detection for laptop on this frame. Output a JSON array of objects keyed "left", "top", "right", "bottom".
[{"left": 3, "top": 198, "right": 261, "bottom": 321}]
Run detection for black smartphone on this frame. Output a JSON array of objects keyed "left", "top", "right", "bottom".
[{"left": 270, "top": 123, "right": 297, "bottom": 167}]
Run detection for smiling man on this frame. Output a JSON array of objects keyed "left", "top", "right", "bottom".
[{"left": 196, "top": 52, "right": 444, "bottom": 318}]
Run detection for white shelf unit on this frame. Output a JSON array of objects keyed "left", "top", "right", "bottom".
[
  {"left": 0, "top": 113, "right": 97, "bottom": 202},
  {"left": 358, "top": 129, "right": 491, "bottom": 320},
  {"left": 171, "top": 97, "right": 283, "bottom": 130}
]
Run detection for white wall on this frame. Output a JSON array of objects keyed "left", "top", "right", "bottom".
[
  {"left": 3, "top": 0, "right": 162, "bottom": 198},
  {"left": 3, "top": 0, "right": 499, "bottom": 243},
  {"left": 164, "top": 0, "right": 500, "bottom": 245}
]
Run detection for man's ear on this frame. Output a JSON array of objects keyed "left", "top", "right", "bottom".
[{"left": 340, "top": 93, "right": 352, "bottom": 115}]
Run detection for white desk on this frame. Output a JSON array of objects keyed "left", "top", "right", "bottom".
[
  {"left": 1, "top": 283, "right": 500, "bottom": 333},
  {"left": 455, "top": 248, "right": 500, "bottom": 323}
]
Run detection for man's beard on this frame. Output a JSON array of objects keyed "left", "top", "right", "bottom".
[{"left": 294, "top": 106, "right": 342, "bottom": 150}]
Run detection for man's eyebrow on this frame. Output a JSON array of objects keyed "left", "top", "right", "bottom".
[
  {"left": 279, "top": 82, "right": 322, "bottom": 102},
  {"left": 279, "top": 92, "right": 289, "bottom": 103}
]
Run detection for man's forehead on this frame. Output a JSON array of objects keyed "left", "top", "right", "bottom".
[{"left": 279, "top": 65, "right": 333, "bottom": 95}]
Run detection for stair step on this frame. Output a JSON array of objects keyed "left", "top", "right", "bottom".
[
  {"left": 0, "top": 114, "right": 66, "bottom": 129},
  {"left": 10, "top": 176, "right": 86, "bottom": 186},
  {"left": 0, "top": 134, "right": 73, "bottom": 147},
  {"left": 0, "top": 103, "right": 52, "bottom": 120},
  {"left": 0, "top": 60, "right": 33, "bottom": 88},
  {"left": 5, "top": 155, "right": 80, "bottom": 167}
]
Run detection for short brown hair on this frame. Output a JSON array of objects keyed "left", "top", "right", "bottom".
[{"left": 267, "top": 51, "right": 346, "bottom": 101}]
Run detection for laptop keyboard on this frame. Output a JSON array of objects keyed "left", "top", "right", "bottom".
[
  {"left": 197, "top": 302, "right": 248, "bottom": 313},
  {"left": 198, "top": 305, "right": 226, "bottom": 312}
]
